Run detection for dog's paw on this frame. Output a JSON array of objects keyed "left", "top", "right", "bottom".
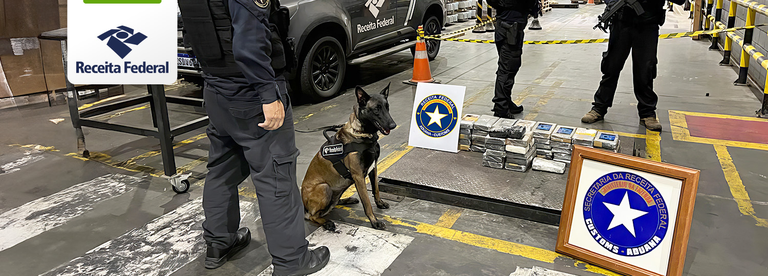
[
  {"left": 371, "top": 221, "right": 386, "bottom": 230},
  {"left": 322, "top": 221, "right": 337, "bottom": 232},
  {"left": 376, "top": 200, "right": 390, "bottom": 209}
]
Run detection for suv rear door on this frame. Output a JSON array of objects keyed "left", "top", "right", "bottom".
[{"left": 344, "top": 0, "right": 399, "bottom": 49}]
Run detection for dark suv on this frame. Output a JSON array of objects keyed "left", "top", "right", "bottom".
[{"left": 178, "top": 0, "right": 445, "bottom": 101}]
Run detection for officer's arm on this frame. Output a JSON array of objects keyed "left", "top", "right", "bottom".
[{"left": 229, "top": 0, "right": 279, "bottom": 104}]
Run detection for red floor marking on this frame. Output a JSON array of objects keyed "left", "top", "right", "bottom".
[{"left": 686, "top": 115, "right": 768, "bottom": 144}]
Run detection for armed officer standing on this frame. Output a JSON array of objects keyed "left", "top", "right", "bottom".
[
  {"left": 488, "top": 0, "right": 538, "bottom": 119},
  {"left": 179, "top": 0, "right": 330, "bottom": 274},
  {"left": 580, "top": 0, "right": 685, "bottom": 131}
]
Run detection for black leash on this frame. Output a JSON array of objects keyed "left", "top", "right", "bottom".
[{"left": 294, "top": 124, "right": 345, "bottom": 134}]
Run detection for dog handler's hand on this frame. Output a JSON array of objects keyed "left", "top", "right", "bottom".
[{"left": 259, "top": 100, "right": 285, "bottom": 130}]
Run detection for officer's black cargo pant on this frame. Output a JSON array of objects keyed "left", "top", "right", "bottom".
[
  {"left": 493, "top": 20, "right": 527, "bottom": 115},
  {"left": 202, "top": 80, "right": 310, "bottom": 272},
  {"left": 592, "top": 19, "right": 660, "bottom": 118}
]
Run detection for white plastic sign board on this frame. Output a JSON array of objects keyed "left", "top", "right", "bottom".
[
  {"left": 408, "top": 83, "right": 465, "bottom": 153},
  {"left": 68, "top": 0, "right": 177, "bottom": 85}
]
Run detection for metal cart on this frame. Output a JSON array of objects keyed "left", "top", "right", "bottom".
[{"left": 40, "top": 28, "right": 209, "bottom": 193}]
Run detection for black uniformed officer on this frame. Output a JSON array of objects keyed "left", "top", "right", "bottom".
[
  {"left": 179, "top": 0, "right": 329, "bottom": 274},
  {"left": 488, "top": 0, "right": 538, "bottom": 119},
  {"left": 581, "top": 0, "right": 684, "bottom": 131}
]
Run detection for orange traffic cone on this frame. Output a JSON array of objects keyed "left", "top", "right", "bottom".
[
  {"left": 404, "top": 26, "right": 439, "bottom": 85},
  {"left": 587, "top": 0, "right": 595, "bottom": 5}
]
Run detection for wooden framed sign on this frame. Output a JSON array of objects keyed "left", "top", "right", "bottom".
[{"left": 556, "top": 146, "right": 700, "bottom": 276}]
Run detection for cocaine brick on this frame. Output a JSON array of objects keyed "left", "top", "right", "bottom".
[
  {"left": 532, "top": 122, "right": 557, "bottom": 140},
  {"left": 460, "top": 128, "right": 472, "bottom": 135},
  {"left": 489, "top": 118, "right": 518, "bottom": 138},
  {"left": 505, "top": 143, "right": 532, "bottom": 155},
  {"left": 551, "top": 141, "right": 573, "bottom": 150},
  {"left": 474, "top": 130, "right": 489, "bottom": 137},
  {"left": 471, "top": 144, "right": 486, "bottom": 152},
  {"left": 572, "top": 128, "right": 598, "bottom": 147},
  {"left": 552, "top": 126, "right": 576, "bottom": 143},
  {"left": 459, "top": 144, "right": 471, "bottom": 151},
  {"left": 483, "top": 160, "right": 504, "bottom": 169},
  {"left": 554, "top": 152, "right": 571, "bottom": 161},
  {"left": 514, "top": 120, "right": 537, "bottom": 133},
  {"left": 552, "top": 147, "right": 572, "bottom": 154},
  {"left": 532, "top": 158, "right": 567, "bottom": 174},
  {"left": 594, "top": 131, "right": 620, "bottom": 151},
  {"left": 474, "top": 115, "right": 500, "bottom": 132},
  {"left": 471, "top": 134, "right": 487, "bottom": 145},
  {"left": 536, "top": 143, "right": 552, "bottom": 150},
  {"left": 460, "top": 114, "right": 480, "bottom": 130},
  {"left": 459, "top": 133, "right": 471, "bottom": 140},
  {"left": 507, "top": 132, "right": 533, "bottom": 148},
  {"left": 483, "top": 150, "right": 506, "bottom": 163},
  {"left": 505, "top": 160, "right": 531, "bottom": 172}
]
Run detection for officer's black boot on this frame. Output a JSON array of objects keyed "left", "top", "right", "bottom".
[
  {"left": 273, "top": 246, "right": 331, "bottom": 276},
  {"left": 205, "top": 228, "right": 251, "bottom": 269}
]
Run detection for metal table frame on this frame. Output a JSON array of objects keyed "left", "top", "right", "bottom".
[{"left": 40, "top": 28, "right": 209, "bottom": 193}]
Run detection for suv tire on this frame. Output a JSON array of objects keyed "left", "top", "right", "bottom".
[
  {"left": 300, "top": 36, "right": 346, "bottom": 101},
  {"left": 411, "top": 15, "right": 442, "bottom": 61}
]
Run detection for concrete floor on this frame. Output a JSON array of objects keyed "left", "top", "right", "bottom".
[{"left": 1, "top": 5, "right": 767, "bottom": 276}]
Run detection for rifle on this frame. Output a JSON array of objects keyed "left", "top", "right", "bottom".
[{"left": 594, "top": 0, "right": 646, "bottom": 32}]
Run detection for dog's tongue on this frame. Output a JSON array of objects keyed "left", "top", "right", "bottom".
[{"left": 382, "top": 129, "right": 391, "bottom": 135}]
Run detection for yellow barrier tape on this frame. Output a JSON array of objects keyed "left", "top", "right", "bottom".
[
  {"left": 425, "top": 24, "right": 766, "bottom": 45},
  {"left": 424, "top": 18, "right": 495, "bottom": 39}
]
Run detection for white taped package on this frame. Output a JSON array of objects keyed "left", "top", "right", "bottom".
[
  {"left": 507, "top": 132, "right": 533, "bottom": 148},
  {"left": 489, "top": 118, "right": 518, "bottom": 138},
  {"left": 514, "top": 120, "right": 537, "bottom": 133},
  {"left": 594, "top": 131, "right": 620, "bottom": 151},
  {"left": 483, "top": 160, "right": 504, "bottom": 169},
  {"left": 474, "top": 115, "right": 499, "bottom": 132},
  {"left": 532, "top": 157, "right": 567, "bottom": 174},
  {"left": 572, "top": 128, "right": 598, "bottom": 147},
  {"left": 552, "top": 126, "right": 576, "bottom": 143},
  {"left": 532, "top": 122, "right": 557, "bottom": 139},
  {"left": 461, "top": 114, "right": 480, "bottom": 130}
]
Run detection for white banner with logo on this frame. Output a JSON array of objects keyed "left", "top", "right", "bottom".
[
  {"left": 68, "top": 0, "right": 177, "bottom": 84},
  {"left": 408, "top": 83, "right": 465, "bottom": 153}
]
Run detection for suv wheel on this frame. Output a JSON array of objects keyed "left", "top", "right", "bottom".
[
  {"left": 411, "top": 15, "right": 441, "bottom": 61},
  {"left": 300, "top": 36, "right": 346, "bottom": 101}
]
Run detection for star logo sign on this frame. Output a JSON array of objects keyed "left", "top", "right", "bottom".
[
  {"left": 583, "top": 172, "right": 669, "bottom": 257},
  {"left": 415, "top": 95, "right": 458, "bottom": 138},
  {"left": 425, "top": 106, "right": 448, "bottom": 128},
  {"left": 603, "top": 192, "right": 648, "bottom": 237}
]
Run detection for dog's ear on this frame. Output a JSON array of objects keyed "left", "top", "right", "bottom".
[
  {"left": 356, "top": 86, "right": 371, "bottom": 106},
  {"left": 380, "top": 83, "right": 391, "bottom": 99}
]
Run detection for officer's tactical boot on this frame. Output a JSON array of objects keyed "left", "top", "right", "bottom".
[
  {"left": 640, "top": 117, "right": 663, "bottom": 132},
  {"left": 273, "top": 246, "right": 331, "bottom": 276},
  {"left": 581, "top": 110, "right": 605, "bottom": 124},
  {"left": 205, "top": 228, "right": 251, "bottom": 269}
]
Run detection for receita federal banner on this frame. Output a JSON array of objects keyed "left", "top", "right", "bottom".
[{"left": 68, "top": 0, "right": 177, "bottom": 84}]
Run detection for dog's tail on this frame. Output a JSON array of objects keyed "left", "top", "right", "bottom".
[{"left": 294, "top": 124, "right": 345, "bottom": 133}]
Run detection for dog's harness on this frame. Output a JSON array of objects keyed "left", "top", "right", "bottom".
[{"left": 321, "top": 127, "right": 379, "bottom": 180}]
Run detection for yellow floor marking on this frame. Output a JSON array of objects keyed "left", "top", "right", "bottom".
[
  {"left": 77, "top": 95, "right": 126, "bottom": 111},
  {"left": 645, "top": 129, "right": 662, "bottom": 162},
  {"left": 669, "top": 110, "right": 768, "bottom": 151},
  {"left": 341, "top": 143, "right": 414, "bottom": 199},
  {"left": 434, "top": 208, "right": 464, "bottom": 228},
  {"left": 175, "top": 156, "right": 208, "bottom": 175},
  {"left": 463, "top": 83, "right": 495, "bottom": 107},
  {"left": 524, "top": 80, "right": 564, "bottom": 120},
  {"left": 320, "top": 104, "right": 338, "bottom": 112},
  {"left": 513, "top": 86, "right": 535, "bottom": 104},
  {"left": 293, "top": 113, "right": 314, "bottom": 125},
  {"left": 9, "top": 144, "right": 60, "bottom": 152},
  {"left": 714, "top": 145, "right": 768, "bottom": 228},
  {"left": 105, "top": 104, "right": 150, "bottom": 120},
  {"left": 335, "top": 205, "right": 618, "bottom": 276},
  {"left": 122, "top": 133, "right": 208, "bottom": 165}
]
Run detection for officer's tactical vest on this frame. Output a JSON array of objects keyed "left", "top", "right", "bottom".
[{"left": 179, "top": 0, "right": 294, "bottom": 77}]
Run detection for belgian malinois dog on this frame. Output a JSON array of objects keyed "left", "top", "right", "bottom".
[{"left": 301, "top": 84, "right": 396, "bottom": 231}]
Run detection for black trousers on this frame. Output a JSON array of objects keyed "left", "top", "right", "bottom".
[
  {"left": 592, "top": 20, "right": 660, "bottom": 118},
  {"left": 202, "top": 80, "right": 310, "bottom": 273},
  {"left": 493, "top": 20, "right": 527, "bottom": 114}
]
